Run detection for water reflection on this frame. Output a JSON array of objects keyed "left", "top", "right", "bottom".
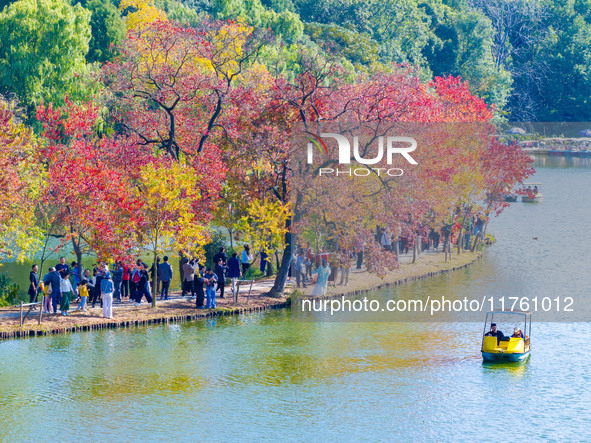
[
  {"left": 482, "top": 358, "right": 529, "bottom": 378},
  {"left": 1, "top": 314, "right": 591, "bottom": 441},
  {"left": 534, "top": 154, "right": 591, "bottom": 168}
]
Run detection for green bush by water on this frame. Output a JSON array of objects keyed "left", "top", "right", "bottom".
[{"left": 0, "top": 274, "right": 20, "bottom": 307}]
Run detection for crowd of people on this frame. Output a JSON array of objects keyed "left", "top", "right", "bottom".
[
  {"left": 290, "top": 246, "right": 354, "bottom": 297},
  {"left": 289, "top": 215, "right": 488, "bottom": 297},
  {"left": 24, "top": 218, "right": 488, "bottom": 316},
  {"left": 26, "top": 244, "right": 259, "bottom": 318},
  {"left": 375, "top": 215, "right": 487, "bottom": 256}
]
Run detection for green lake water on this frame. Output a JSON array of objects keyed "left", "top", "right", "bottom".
[{"left": 0, "top": 156, "right": 590, "bottom": 441}]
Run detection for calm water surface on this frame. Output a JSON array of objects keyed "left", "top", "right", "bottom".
[{"left": 0, "top": 156, "right": 590, "bottom": 442}]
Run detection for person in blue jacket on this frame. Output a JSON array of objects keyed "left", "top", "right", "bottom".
[
  {"left": 157, "top": 256, "right": 174, "bottom": 300},
  {"left": 43, "top": 267, "right": 62, "bottom": 314}
]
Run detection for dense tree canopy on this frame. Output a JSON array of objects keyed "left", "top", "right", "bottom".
[
  {"left": 0, "top": 0, "right": 557, "bottom": 298},
  {"left": 0, "top": 0, "right": 91, "bottom": 113},
  {"left": 1, "top": 0, "right": 589, "bottom": 119}
]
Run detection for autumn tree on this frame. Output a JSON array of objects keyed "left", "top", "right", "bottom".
[
  {"left": 36, "top": 98, "right": 143, "bottom": 280},
  {"left": 0, "top": 100, "right": 43, "bottom": 263},
  {"left": 103, "top": 19, "right": 270, "bottom": 161},
  {"left": 134, "top": 161, "right": 212, "bottom": 306}
]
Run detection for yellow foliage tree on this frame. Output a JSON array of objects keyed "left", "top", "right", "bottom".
[
  {"left": 235, "top": 199, "right": 289, "bottom": 265},
  {"left": 119, "top": 0, "right": 167, "bottom": 31},
  {"left": 0, "top": 100, "right": 44, "bottom": 264},
  {"left": 135, "top": 161, "right": 210, "bottom": 305}
]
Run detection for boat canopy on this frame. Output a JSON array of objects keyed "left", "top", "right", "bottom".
[{"left": 485, "top": 310, "right": 532, "bottom": 315}]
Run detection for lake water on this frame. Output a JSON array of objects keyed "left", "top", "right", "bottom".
[{"left": 1, "top": 156, "right": 590, "bottom": 441}]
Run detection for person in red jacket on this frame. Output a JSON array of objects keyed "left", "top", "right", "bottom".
[{"left": 121, "top": 262, "right": 130, "bottom": 300}]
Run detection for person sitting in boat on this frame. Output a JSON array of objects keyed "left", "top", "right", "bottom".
[
  {"left": 511, "top": 327, "right": 524, "bottom": 340},
  {"left": 533, "top": 186, "right": 539, "bottom": 195},
  {"left": 485, "top": 323, "right": 504, "bottom": 343}
]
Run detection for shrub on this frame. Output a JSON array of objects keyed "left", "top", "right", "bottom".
[{"left": 0, "top": 274, "right": 20, "bottom": 307}]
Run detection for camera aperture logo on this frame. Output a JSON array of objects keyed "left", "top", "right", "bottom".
[{"left": 304, "top": 132, "right": 418, "bottom": 177}]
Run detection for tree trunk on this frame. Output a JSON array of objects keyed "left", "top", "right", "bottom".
[
  {"left": 471, "top": 234, "right": 481, "bottom": 252},
  {"left": 178, "top": 251, "right": 184, "bottom": 292},
  {"left": 456, "top": 225, "right": 463, "bottom": 255},
  {"left": 228, "top": 227, "right": 234, "bottom": 253},
  {"left": 457, "top": 207, "right": 472, "bottom": 255},
  {"left": 444, "top": 232, "right": 451, "bottom": 263},
  {"left": 71, "top": 237, "right": 83, "bottom": 283},
  {"left": 268, "top": 243, "right": 291, "bottom": 298},
  {"left": 268, "top": 217, "right": 293, "bottom": 298},
  {"left": 38, "top": 232, "right": 51, "bottom": 277},
  {"left": 151, "top": 249, "right": 157, "bottom": 307}
]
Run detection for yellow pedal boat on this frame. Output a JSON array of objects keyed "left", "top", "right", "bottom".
[{"left": 481, "top": 310, "right": 531, "bottom": 362}]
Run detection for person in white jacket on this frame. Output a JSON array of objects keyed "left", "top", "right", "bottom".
[
  {"left": 100, "top": 273, "right": 114, "bottom": 319},
  {"left": 59, "top": 274, "right": 74, "bottom": 316}
]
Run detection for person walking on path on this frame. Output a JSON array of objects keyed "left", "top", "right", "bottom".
[
  {"left": 182, "top": 259, "right": 195, "bottom": 298},
  {"left": 60, "top": 272, "right": 73, "bottom": 316},
  {"left": 112, "top": 262, "right": 124, "bottom": 301},
  {"left": 43, "top": 267, "right": 61, "bottom": 314},
  {"left": 203, "top": 268, "right": 218, "bottom": 309},
  {"left": 312, "top": 259, "right": 331, "bottom": 296},
  {"left": 215, "top": 258, "right": 227, "bottom": 299},
  {"left": 76, "top": 280, "right": 89, "bottom": 311},
  {"left": 129, "top": 265, "right": 140, "bottom": 302},
  {"left": 227, "top": 252, "right": 241, "bottom": 298},
  {"left": 134, "top": 265, "right": 153, "bottom": 306},
  {"left": 241, "top": 245, "right": 253, "bottom": 277},
  {"left": 158, "top": 256, "right": 173, "bottom": 300},
  {"left": 295, "top": 251, "right": 307, "bottom": 288},
  {"left": 71, "top": 261, "right": 81, "bottom": 295},
  {"left": 381, "top": 228, "right": 392, "bottom": 251},
  {"left": 356, "top": 248, "right": 363, "bottom": 269},
  {"left": 92, "top": 267, "right": 105, "bottom": 308},
  {"left": 213, "top": 247, "right": 227, "bottom": 267},
  {"left": 55, "top": 256, "right": 70, "bottom": 279},
  {"left": 41, "top": 282, "right": 51, "bottom": 314},
  {"left": 28, "top": 264, "right": 39, "bottom": 305},
  {"left": 338, "top": 251, "right": 353, "bottom": 286},
  {"left": 260, "top": 250, "right": 269, "bottom": 275},
  {"left": 101, "top": 272, "right": 114, "bottom": 319},
  {"left": 194, "top": 260, "right": 205, "bottom": 308},
  {"left": 121, "top": 262, "right": 130, "bottom": 299}
]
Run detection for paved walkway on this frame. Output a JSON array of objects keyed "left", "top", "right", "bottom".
[
  {"left": 0, "top": 278, "right": 278, "bottom": 320},
  {"left": 0, "top": 248, "right": 446, "bottom": 321}
]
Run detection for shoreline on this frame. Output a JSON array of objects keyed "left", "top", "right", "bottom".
[
  {"left": 0, "top": 249, "right": 483, "bottom": 340},
  {"left": 294, "top": 250, "right": 483, "bottom": 302}
]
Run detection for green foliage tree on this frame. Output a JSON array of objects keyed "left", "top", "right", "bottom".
[
  {"left": 155, "top": 0, "right": 201, "bottom": 25},
  {"left": 212, "top": 0, "right": 303, "bottom": 41},
  {"left": 531, "top": 1, "right": 591, "bottom": 120},
  {"left": 305, "top": 23, "right": 379, "bottom": 66},
  {"left": 422, "top": 1, "right": 512, "bottom": 116},
  {"left": 294, "top": 0, "right": 432, "bottom": 64},
  {"left": 0, "top": 0, "right": 91, "bottom": 114},
  {"left": 77, "top": 0, "right": 126, "bottom": 64}
]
